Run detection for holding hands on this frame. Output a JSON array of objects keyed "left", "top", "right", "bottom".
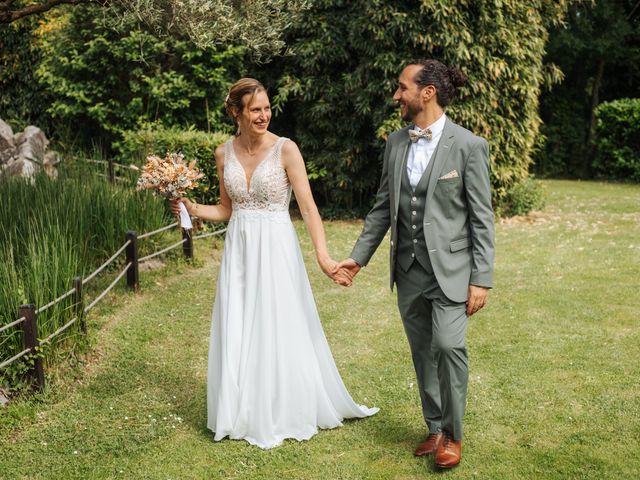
[
  {"left": 324, "top": 258, "right": 361, "bottom": 287},
  {"left": 318, "top": 256, "right": 354, "bottom": 287}
]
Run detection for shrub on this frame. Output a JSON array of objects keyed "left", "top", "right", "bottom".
[
  {"left": 119, "top": 125, "right": 230, "bottom": 205},
  {"left": 37, "top": 3, "right": 242, "bottom": 151},
  {"left": 592, "top": 98, "right": 640, "bottom": 182},
  {"left": 499, "top": 177, "right": 546, "bottom": 218}
]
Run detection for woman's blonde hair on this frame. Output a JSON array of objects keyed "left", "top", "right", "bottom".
[{"left": 224, "top": 78, "right": 267, "bottom": 136}]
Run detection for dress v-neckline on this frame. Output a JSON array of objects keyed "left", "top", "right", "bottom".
[{"left": 230, "top": 139, "right": 278, "bottom": 191}]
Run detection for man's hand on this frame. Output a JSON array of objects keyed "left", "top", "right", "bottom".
[
  {"left": 333, "top": 258, "right": 361, "bottom": 287},
  {"left": 466, "top": 285, "right": 489, "bottom": 316},
  {"left": 318, "top": 257, "right": 353, "bottom": 286}
]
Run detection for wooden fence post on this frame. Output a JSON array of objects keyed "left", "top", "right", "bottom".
[
  {"left": 72, "top": 276, "right": 86, "bottom": 334},
  {"left": 19, "top": 304, "right": 44, "bottom": 392},
  {"left": 108, "top": 158, "right": 115, "bottom": 183},
  {"left": 182, "top": 228, "right": 193, "bottom": 259},
  {"left": 125, "top": 231, "right": 139, "bottom": 291}
]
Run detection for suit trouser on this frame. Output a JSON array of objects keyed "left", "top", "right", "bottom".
[{"left": 394, "top": 260, "right": 469, "bottom": 441}]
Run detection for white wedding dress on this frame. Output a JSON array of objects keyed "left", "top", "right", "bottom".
[{"left": 207, "top": 137, "right": 378, "bottom": 449}]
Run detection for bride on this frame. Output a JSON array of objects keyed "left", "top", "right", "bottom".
[{"left": 170, "top": 78, "right": 377, "bottom": 449}]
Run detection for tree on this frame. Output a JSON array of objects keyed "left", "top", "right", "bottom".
[
  {"left": 0, "top": 13, "right": 52, "bottom": 131},
  {"left": 0, "top": 0, "right": 307, "bottom": 58},
  {"left": 36, "top": 3, "right": 244, "bottom": 151},
  {"left": 535, "top": 0, "right": 640, "bottom": 178},
  {"left": 253, "top": 0, "right": 571, "bottom": 215}
]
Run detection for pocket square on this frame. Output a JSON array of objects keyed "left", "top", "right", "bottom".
[{"left": 438, "top": 170, "right": 459, "bottom": 180}]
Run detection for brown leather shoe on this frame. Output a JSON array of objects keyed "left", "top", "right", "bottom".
[
  {"left": 435, "top": 434, "right": 462, "bottom": 469},
  {"left": 414, "top": 433, "right": 444, "bottom": 456}
]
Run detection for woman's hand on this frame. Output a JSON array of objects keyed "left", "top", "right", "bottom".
[
  {"left": 318, "top": 256, "right": 353, "bottom": 286},
  {"left": 169, "top": 197, "right": 196, "bottom": 216}
]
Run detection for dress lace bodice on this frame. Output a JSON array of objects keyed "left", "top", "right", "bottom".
[{"left": 223, "top": 137, "right": 291, "bottom": 212}]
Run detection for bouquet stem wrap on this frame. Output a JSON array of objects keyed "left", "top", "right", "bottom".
[{"left": 179, "top": 201, "right": 193, "bottom": 230}]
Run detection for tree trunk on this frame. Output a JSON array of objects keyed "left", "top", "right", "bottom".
[{"left": 584, "top": 59, "right": 605, "bottom": 177}]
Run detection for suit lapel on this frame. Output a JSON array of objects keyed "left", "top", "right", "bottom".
[
  {"left": 393, "top": 128, "right": 411, "bottom": 217},
  {"left": 425, "top": 118, "right": 456, "bottom": 205}
]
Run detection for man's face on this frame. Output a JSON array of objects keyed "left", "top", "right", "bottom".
[{"left": 393, "top": 65, "right": 425, "bottom": 122}]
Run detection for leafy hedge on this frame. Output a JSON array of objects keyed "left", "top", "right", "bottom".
[
  {"left": 37, "top": 3, "right": 241, "bottom": 151},
  {"left": 592, "top": 98, "right": 640, "bottom": 182},
  {"left": 255, "top": 0, "right": 570, "bottom": 215},
  {"left": 120, "top": 125, "right": 229, "bottom": 205}
]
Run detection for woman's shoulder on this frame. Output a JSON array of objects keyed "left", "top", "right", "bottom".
[
  {"left": 280, "top": 137, "right": 300, "bottom": 155},
  {"left": 215, "top": 139, "right": 231, "bottom": 164}
]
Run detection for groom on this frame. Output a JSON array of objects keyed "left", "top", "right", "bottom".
[{"left": 337, "top": 59, "right": 495, "bottom": 469}]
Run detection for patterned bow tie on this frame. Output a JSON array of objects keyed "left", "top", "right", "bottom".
[{"left": 409, "top": 128, "right": 432, "bottom": 142}]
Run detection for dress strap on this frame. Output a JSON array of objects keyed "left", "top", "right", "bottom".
[
  {"left": 224, "top": 137, "right": 234, "bottom": 165},
  {"left": 273, "top": 137, "right": 288, "bottom": 166}
]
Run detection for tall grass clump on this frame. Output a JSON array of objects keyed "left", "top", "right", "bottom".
[{"left": 0, "top": 169, "right": 170, "bottom": 387}]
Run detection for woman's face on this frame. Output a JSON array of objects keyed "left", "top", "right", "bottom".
[{"left": 237, "top": 90, "right": 271, "bottom": 135}]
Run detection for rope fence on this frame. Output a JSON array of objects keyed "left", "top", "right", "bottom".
[
  {"left": 0, "top": 348, "right": 32, "bottom": 370},
  {"left": 139, "top": 239, "right": 186, "bottom": 263},
  {"left": 193, "top": 228, "right": 227, "bottom": 241},
  {"left": 82, "top": 240, "right": 131, "bottom": 286},
  {"left": 41, "top": 316, "right": 78, "bottom": 346},
  {"left": 84, "top": 263, "right": 131, "bottom": 313},
  {"left": 0, "top": 316, "right": 26, "bottom": 335},
  {"left": 138, "top": 222, "right": 179, "bottom": 240},
  {"left": 0, "top": 219, "right": 226, "bottom": 391},
  {"left": 73, "top": 156, "right": 137, "bottom": 184},
  {"left": 35, "top": 287, "right": 76, "bottom": 315}
]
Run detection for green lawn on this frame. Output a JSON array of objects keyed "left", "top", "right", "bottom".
[{"left": 1, "top": 180, "right": 639, "bottom": 479}]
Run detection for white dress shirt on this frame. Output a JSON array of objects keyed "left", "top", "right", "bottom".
[{"left": 406, "top": 113, "right": 447, "bottom": 190}]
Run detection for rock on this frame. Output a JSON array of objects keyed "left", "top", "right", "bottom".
[
  {"left": 0, "top": 118, "right": 16, "bottom": 164},
  {"left": 0, "top": 387, "right": 9, "bottom": 407},
  {"left": 44, "top": 151, "right": 61, "bottom": 179},
  {"left": 0, "top": 118, "right": 58, "bottom": 179}
]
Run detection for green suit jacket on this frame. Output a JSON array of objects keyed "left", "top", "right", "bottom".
[{"left": 350, "top": 118, "right": 495, "bottom": 303}]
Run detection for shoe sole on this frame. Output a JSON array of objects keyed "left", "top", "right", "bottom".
[
  {"left": 414, "top": 451, "right": 436, "bottom": 457},
  {"left": 435, "top": 461, "right": 460, "bottom": 469}
]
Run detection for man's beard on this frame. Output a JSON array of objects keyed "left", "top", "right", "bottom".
[{"left": 402, "top": 100, "right": 421, "bottom": 122}]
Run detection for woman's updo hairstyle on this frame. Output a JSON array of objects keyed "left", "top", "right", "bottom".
[
  {"left": 224, "top": 78, "right": 267, "bottom": 136},
  {"left": 409, "top": 59, "right": 467, "bottom": 107}
]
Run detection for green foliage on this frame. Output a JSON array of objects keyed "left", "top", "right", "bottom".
[
  {"left": 498, "top": 177, "right": 546, "bottom": 218},
  {"left": 1, "top": 1, "right": 308, "bottom": 60},
  {"left": 110, "top": 0, "right": 309, "bottom": 59},
  {"left": 255, "top": 0, "right": 570, "bottom": 212},
  {"left": 592, "top": 98, "right": 640, "bottom": 182},
  {"left": 535, "top": 0, "right": 640, "bottom": 178},
  {"left": 0, "top": 15, "right": 51, "bottom": 131},
  {"left": 0, "top": 168, "right": 169, "bottom": 386},
  {"left": 119, "top": 125, "right": 229, "bottom": 205},
  {"left": 36, "top": 3, "right": 242, "bottom": 152}
]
